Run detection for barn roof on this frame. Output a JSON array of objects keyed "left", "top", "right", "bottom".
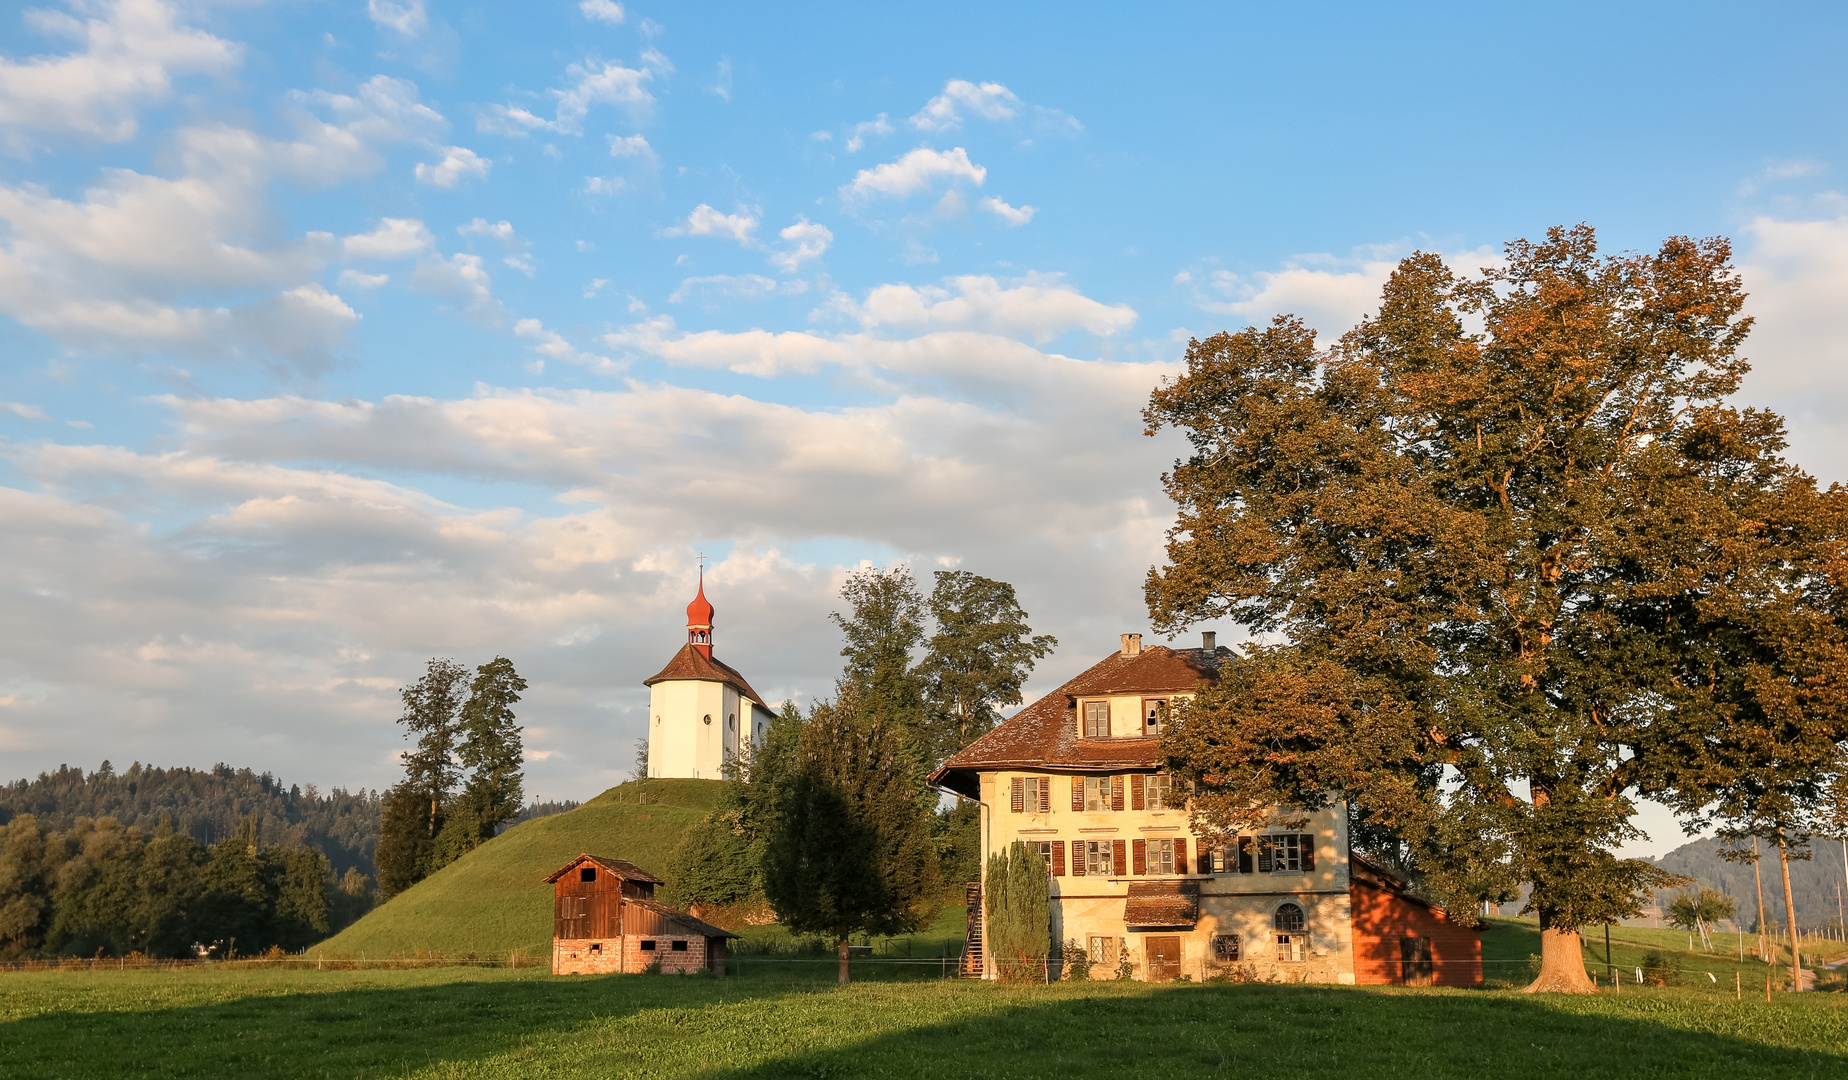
[
  {"left": 542, "top": 852, "right": 667, "bottom": 885},
  {"left": 643, "top": 643, "right": 771, "bottom": 710},
  {"left": 626, "top": 896, "right": 740, "bottom": 939},
  {"left": 927, "top": 644, "right": 1231, "bottom": 798},
  {"left": 1350, "top": 855, "right": 1475, "bottom": 925}
]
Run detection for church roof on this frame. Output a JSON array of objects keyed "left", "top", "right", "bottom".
[
  {"left": 643, "top": 643, "right": 771, "bottom": 710},
  {"left": 927, "top": 643, "right": 1230, "bottom": 799}
]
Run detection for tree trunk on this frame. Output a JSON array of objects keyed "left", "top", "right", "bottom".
[
  {"left": 837, "top": 936, "right": 851, "bottom": 985},
  {"left": 1778, "top": 831, "right": 1803, "bottom": 992},
  {"left": 1754, "top": 836, "right": 1768, "bottom": 962},
  {"left": 1523, "top": 924, "right": 1597, "bottom": 993}
]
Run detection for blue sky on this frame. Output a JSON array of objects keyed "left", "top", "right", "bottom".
[{"left": 2, "top": 1, "right": 1846, "bottom": 856}]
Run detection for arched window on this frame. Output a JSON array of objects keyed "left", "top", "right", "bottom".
[
  {"left": 1273, "top": 903, "right": 1306, "bottom": 963},
  {"left": 703, "top": 714, "right": 712, "bottom": 725},
  {"left": 727, "top": 713, "right": 736, "bottom": 730},
  {"left": 1273, "top": 903, "right": 1304, "bottom": 933}
]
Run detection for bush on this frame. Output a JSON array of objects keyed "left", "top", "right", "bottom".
[
  {"left": 1641, "top": 951, "right": 1677, "bottom": 986},
  {"left": 1062, "top": 938, "right": 1090, "bottom": 981}
]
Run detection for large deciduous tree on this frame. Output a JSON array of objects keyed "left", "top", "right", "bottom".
[
  {"left": 832, "top": 567, "right": 930, "bottom": 773},
  {"left": 1145, "top": 226, "right": 1848, "bottom": 992},
  {"left": 919, "top": 571, "right": 1058, "bottom": 764}
]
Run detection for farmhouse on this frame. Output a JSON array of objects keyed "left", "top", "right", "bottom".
[
  {"left": 546, "top": 853, "right": 738, "bottom": 975},
  {"left": 644, "top": 574, "right": 778, "bottom": 779},
  {"left": 928, "top": 632, "right": 1481, "bottom": 986}
]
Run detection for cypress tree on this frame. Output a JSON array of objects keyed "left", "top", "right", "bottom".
[{"left": 983, "top": 841, "right": 1050, "bottom": 981}]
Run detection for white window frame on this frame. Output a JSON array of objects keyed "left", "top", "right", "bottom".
[
  {"left": 1082, "top": 700, "right": 1109, "bottom": 738},
  {"left": 1264, "top": 833, "right": 1304, "bottom": 873},
  {"left": 1142, "top": 697, "right": 1168, "bottom": 736},
  {"left": 1084, "top": 775, "right": 1110, "bottom": 812}
]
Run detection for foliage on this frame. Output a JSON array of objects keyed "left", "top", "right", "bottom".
[
  {"left": 668, "top": 809, "right": 759, "bottom": 908},
  {"left": 1666, "top": 887, "right": 1737, "bottom": 950},
  {"left": 982, "top": 840, "right": 1050, "bottom": 981},
  {"left": 1142, "top": 226, "right": 1843, "bottom": 990},
  {"left": 760, "top": 689, "right": 941, "bottom": 981},
  {"left": 917, "top": 571, "right": 1057, "bottom": 761},
  {"left": 452, "top": 658, "right": 529, "bottom": 848},
  {"left": 1061, "top": 937, "right": 1091, "bottom": 980},
  {"left": 831, "top": 566, "right": 931, "bottom": 779},
  {"left": 0, "top": 812, "right": 334, "bottom": 959},
  {"left": 0, "top": 760, "right": 380, "bottom": 878},
  {"left": 933, "top": 798, "right": 981, "bottom": 887}
]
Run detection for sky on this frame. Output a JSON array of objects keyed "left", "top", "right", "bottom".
[{"left": 2, "top": 1, "right": 1847, "bottom": 857}]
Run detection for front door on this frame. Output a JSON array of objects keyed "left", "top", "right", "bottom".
[
  {"left": 1145, "top": 936, "right": 1182, "bottom": 981},
  {"left": 1400, "top": 937, "right": 1434, "bottom": 986}
]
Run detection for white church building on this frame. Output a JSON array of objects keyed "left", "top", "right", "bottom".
[{"left": 642, "top": 575, "right": 777, "bottom": 779}]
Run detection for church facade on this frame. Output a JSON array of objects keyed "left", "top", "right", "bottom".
[{"left": 642, "top": 576, "right": 777, "bottom": 779}]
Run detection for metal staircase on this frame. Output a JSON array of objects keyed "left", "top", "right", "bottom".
[{"left": 960, "top": 882, "right": 983, "bottom": 977}]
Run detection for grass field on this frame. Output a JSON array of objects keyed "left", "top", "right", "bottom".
[{"left": 318, "top": 779, "right": 722, "bottom": 962}]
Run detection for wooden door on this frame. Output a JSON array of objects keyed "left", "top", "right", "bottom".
[
  {"left": 1145, "top": 936, "right": 1182, "bottom": 981},
  {"left": 1400, "top": 936, "right": 1433, "bottom": 986}
]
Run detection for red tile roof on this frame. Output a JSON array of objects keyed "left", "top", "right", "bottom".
[
  {"left": 1123, "top": 881, "right": 1202, "bottom": 928},
  {"left": 643, "top": 643, "right": 770, "bottom": 709},
  {"left": 927, "top": 644, "right": 1229, "bottom": 798},
  {"left": 543, "top": 852, "right": 667, "bottom": 885}
]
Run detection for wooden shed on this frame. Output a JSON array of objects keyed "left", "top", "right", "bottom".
[
  {"left": 545, "top": 853, "right": 739, "bottom": 975},
  {"left": 1348, "top": 857, "right": 1483, "bottom": 986}
]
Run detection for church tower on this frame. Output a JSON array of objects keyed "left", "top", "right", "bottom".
[{"left": 642, "top": 573, "right": 776, "bottom": 779}]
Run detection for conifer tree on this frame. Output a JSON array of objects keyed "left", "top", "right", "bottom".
[
  {"left": 983, "top": 840, "right": 1050, "bottom": 981},
  {"left": 1145, "top": 226, "right": 1848, "bottom": 992},
  {"left": 451, "top": 656, "right": 528, "bottom": 849},
  {"left": 831, "top": 567, "right": 929, "bottom": 778}
]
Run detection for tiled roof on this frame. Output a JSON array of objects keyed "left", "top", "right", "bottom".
[
  {"left": 927, "top": 644, "right": 1229, "bottom": 798},
  {"left": 643, "top": 643, "right": 770, "bottom": 709},
  {"left": 627, "top": 896, "right": 740, "bottom": 939},
  {"left": 1123, "top": 881, "right": 1201, "bottom": 928},
  {"left": 542, "top": 852, "right": 667, "bottom": 885}
]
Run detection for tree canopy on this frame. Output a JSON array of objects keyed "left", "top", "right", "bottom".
[{"left": 1145, "top": 226, "right": 1848, "bottom": 992}]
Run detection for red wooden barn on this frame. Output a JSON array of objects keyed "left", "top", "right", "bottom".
[
  {"left": 546, "top": 853, "right": 738, "bottom": 976},
  {"left": 1349, "top": 857, "right": 1482, "bottom": 986}
]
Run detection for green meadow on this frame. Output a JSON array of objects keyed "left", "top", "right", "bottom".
[{"left": 4, "top": 922, "right": 1844, "bottom": 1079}]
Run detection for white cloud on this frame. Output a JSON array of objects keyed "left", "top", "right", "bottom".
[
  {"left": 343, "top": 218, "right": 434, "bottom": 259},
  {"left": 459, "top": 218, "right": 535, "bottom": 276},
  {"left": 846, "top": 113, "right": 892, "bottom": 153},
  {"left": 712, "top": 59, "right": 732, "bottom": 103},
  {"left": 607, "top": 133, "right": 658, "bottom": 163},
  {"left": 845, "top": 147, "right": 985, "bottom": 200},
  {"left": 3, "top": 401, "right": 48, "bottom": 420},
  {"left": 410, "top": 253, "right": 504, "bottom": 327},
  {"left": 662, "top": 204, "right": 759, "bottom": 246},
  {"left": 910, "top": 80, "right": 1020, "bottom": 132},
  {"left": 515, "top": 318, "right": 617, "bottom": 372},
  {"left": 584, "top": 278, "right": 608, "bottom": 298},
  {"left": 838, "top": 274, "right": 1136, "bottom": 343},
  {"left": 769, "top": 218, "right": 832, "bottom": 274},
  {"left": 479, "top": 56, "right": 659, "bottom": 138},
  {"left": 337, "top": 269, "right": 389, "bottom": 289},
  {"left": 580, "top": 0, "right": 625, "bottom": 24},
  {"left": 584, "top": 175, "right": 628, "bottom": 195},
  {"left": 1738, "top": 212, "right": 1848, "bottom": 483},
  {"left": 0, "top": 0, "right": 241, "bottom": 150},
  {"left": 979, "top": 196, "right": 1036, "bottom": 227},
  {"left": 367, "top": 0, "right": 427, "bottom": 36},
  {"left": 1185, "top": 244, "right": 1498, "bottom": 343},
  {"left": 669, "top": 274, "right": 808, "bottom": 305},
  {"left": 415, "top": 145, "right": 490, "bottom": 188}
]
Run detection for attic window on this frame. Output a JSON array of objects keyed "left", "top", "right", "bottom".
[
  {"left": 1143, "top": 698, "right": 1168, "bottom": 735},
  {"left": 580, "top": 867, "right": 596, "bottom": 882},
  {"left": 1082, "top": 700, "right": 1109, "bottom": 738}
]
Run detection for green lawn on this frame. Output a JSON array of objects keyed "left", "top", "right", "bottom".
[{"left": 1, "top": 961, "right": 1843, "bottom": 1079}]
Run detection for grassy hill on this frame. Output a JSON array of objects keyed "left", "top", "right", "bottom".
[{"left": 316, "top": 779, "right": 722, "bottom": 961}]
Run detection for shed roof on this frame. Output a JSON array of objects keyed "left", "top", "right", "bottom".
[
  {"left": 1349, "top": 854, "right": 1475, "bottom": 925},
  {"left": 643, "top": 643, "right": 771, "bottom": 710},
  {"left": 542, "top": 852, "right": 667, "bottom": 885},
  {"left": 927, "top": 644, "right": 1230, "bottom": 798},
  {"left": 1123, "top": 881, "right": 1201, "bottom": 928},
  {"left": 626, "top": 896, "right": 740, "bottom": 939}
]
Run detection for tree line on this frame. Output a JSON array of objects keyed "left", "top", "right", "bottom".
[
  {"left": 1146, "top": 224, "right": 1848, "bottom": 992},
  {"left": 0, "top": 814, "right": 365, "bottom": 960},
  {"left": 669, "top": 567, "right": 1052, "bottom": 982}
]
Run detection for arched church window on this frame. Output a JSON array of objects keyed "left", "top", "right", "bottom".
[
  {"left": 703, "top": 714, "right": 712, "bottom": 725},
  {"left": 728, "top": 713, "right": 736, "bottom": 730}
]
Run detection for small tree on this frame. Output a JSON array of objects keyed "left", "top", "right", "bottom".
[
  {"left": 983, "top": 840, "right": 1050, "bottom": 981},
  {"left": 1666, "top": 887, "right": 1737, "bottom": 951},
  {"left": 761, "top": 688, "right": 939, "bottom": 983}
]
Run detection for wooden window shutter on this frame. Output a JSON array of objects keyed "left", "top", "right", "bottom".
[
  {"left": 1111, "top": 839, "right": 1127, "bottom": 876},
  {"left": 1130, "top": 773, "right": 1144, "bottom": 811},
  {"left": 1039, "top": 781, "right": 1051, "bottom": 814},
  {"left": 1052, "top": 841, "right": 1065, "bottom": 876},
  {"left": 1111, "top": 775, "right": 1124, "bottom": 811},
  {"left": 1132, "top": 838, "right": 1147, "bottom": 875},
  {"left": 1257, "top": 837, "right": 1273, "bottom": 873},
  {"left": 1071, "top": 777, "right": 1084, "bottom": 812},
  {"left": 1011, "top": 777, "right": 1024, "bottom": 813},
  {"left": 1300, "top": 834, "right": 1315, "bottom": 871},
  {"left": 1238, "top": 836, "right": 1254, "bottom": 874},
  {"left": 1175, "top": 838, "right": 1188, "bottom": 874},
  {"left": 1071, "top": 840, "right": 1085, "bottom": 876}
]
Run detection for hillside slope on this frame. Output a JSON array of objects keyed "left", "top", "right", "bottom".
[{"left": 317, "top": 779, "right": 721, "bottom": 960}]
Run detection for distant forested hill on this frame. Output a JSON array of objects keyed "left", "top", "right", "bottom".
[
  {"left": 0, "top": 762, "right": 383, "bottom": 878},
  {"left": 1653, "top": 836, "right": 1848, "bottom": 932}
]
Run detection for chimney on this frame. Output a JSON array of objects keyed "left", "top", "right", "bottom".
[
  {"left": 1120, "top": 633, "right": 1142, "bottom": 657},
  {"left": 1202, "top": 631, "right": 1217, "bottom": 652}
]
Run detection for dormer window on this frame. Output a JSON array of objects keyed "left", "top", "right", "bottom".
[
  {"left": 1143, "top": 698, "right": 1168, "bottom": 736},
  {"left": 1082, "top": 700, "right": 1109, "bottom": 738}
]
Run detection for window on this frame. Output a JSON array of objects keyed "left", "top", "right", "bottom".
[
  {"left": 590, "top": 942, "right": 602, "bottom": 952},
  {"left": 703, "top": 713, "right": 712, "bottom": 726},
  {"left": 672, "top": 940, "right": 689, "bottom": 952},
  {"left": 1087, "top": 935, "right": 1119, "bottom": 968},
  {"left": 1258, "top": 833, "right": 1316, "bottom": 873},
  {"left": 641, "top": 940, "right": 657, "bottom": 952},
  {"left": 1083, "top": 775, "right": 1115, "bottom": 812},
  {"left": 1274, "top": 903, "right": 1306, "bottom": 962},
  {"left": 1146, "top": 773, "right": 1173, "bottom": 810},
  {"left": 1010, "top": 776, "right": 1050, "bottom": 813},
  {"left": 1085, "top": 840, "right": 1116, "bottom": 876},
  {"left": 1143, "top": 698, "right": 1168, "bottom": 735},
  {"left": 1082, "top": 700, "right": 1109, "bottom": 738},
  {"left": 1211, "top": 934, "right": 1240, "bottom": 963},
  {"left": 728, "top": 714, "right": 735, "bottom": 730},
  {"left": 1145, "top": 838, "right": 1175, "bottom": 875},
  {"left": 580, "top": 867, "right": 596, "bottom": 882},
  {"left": 1034, "top": 840, "right": 1064, "bottom": 875}
]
